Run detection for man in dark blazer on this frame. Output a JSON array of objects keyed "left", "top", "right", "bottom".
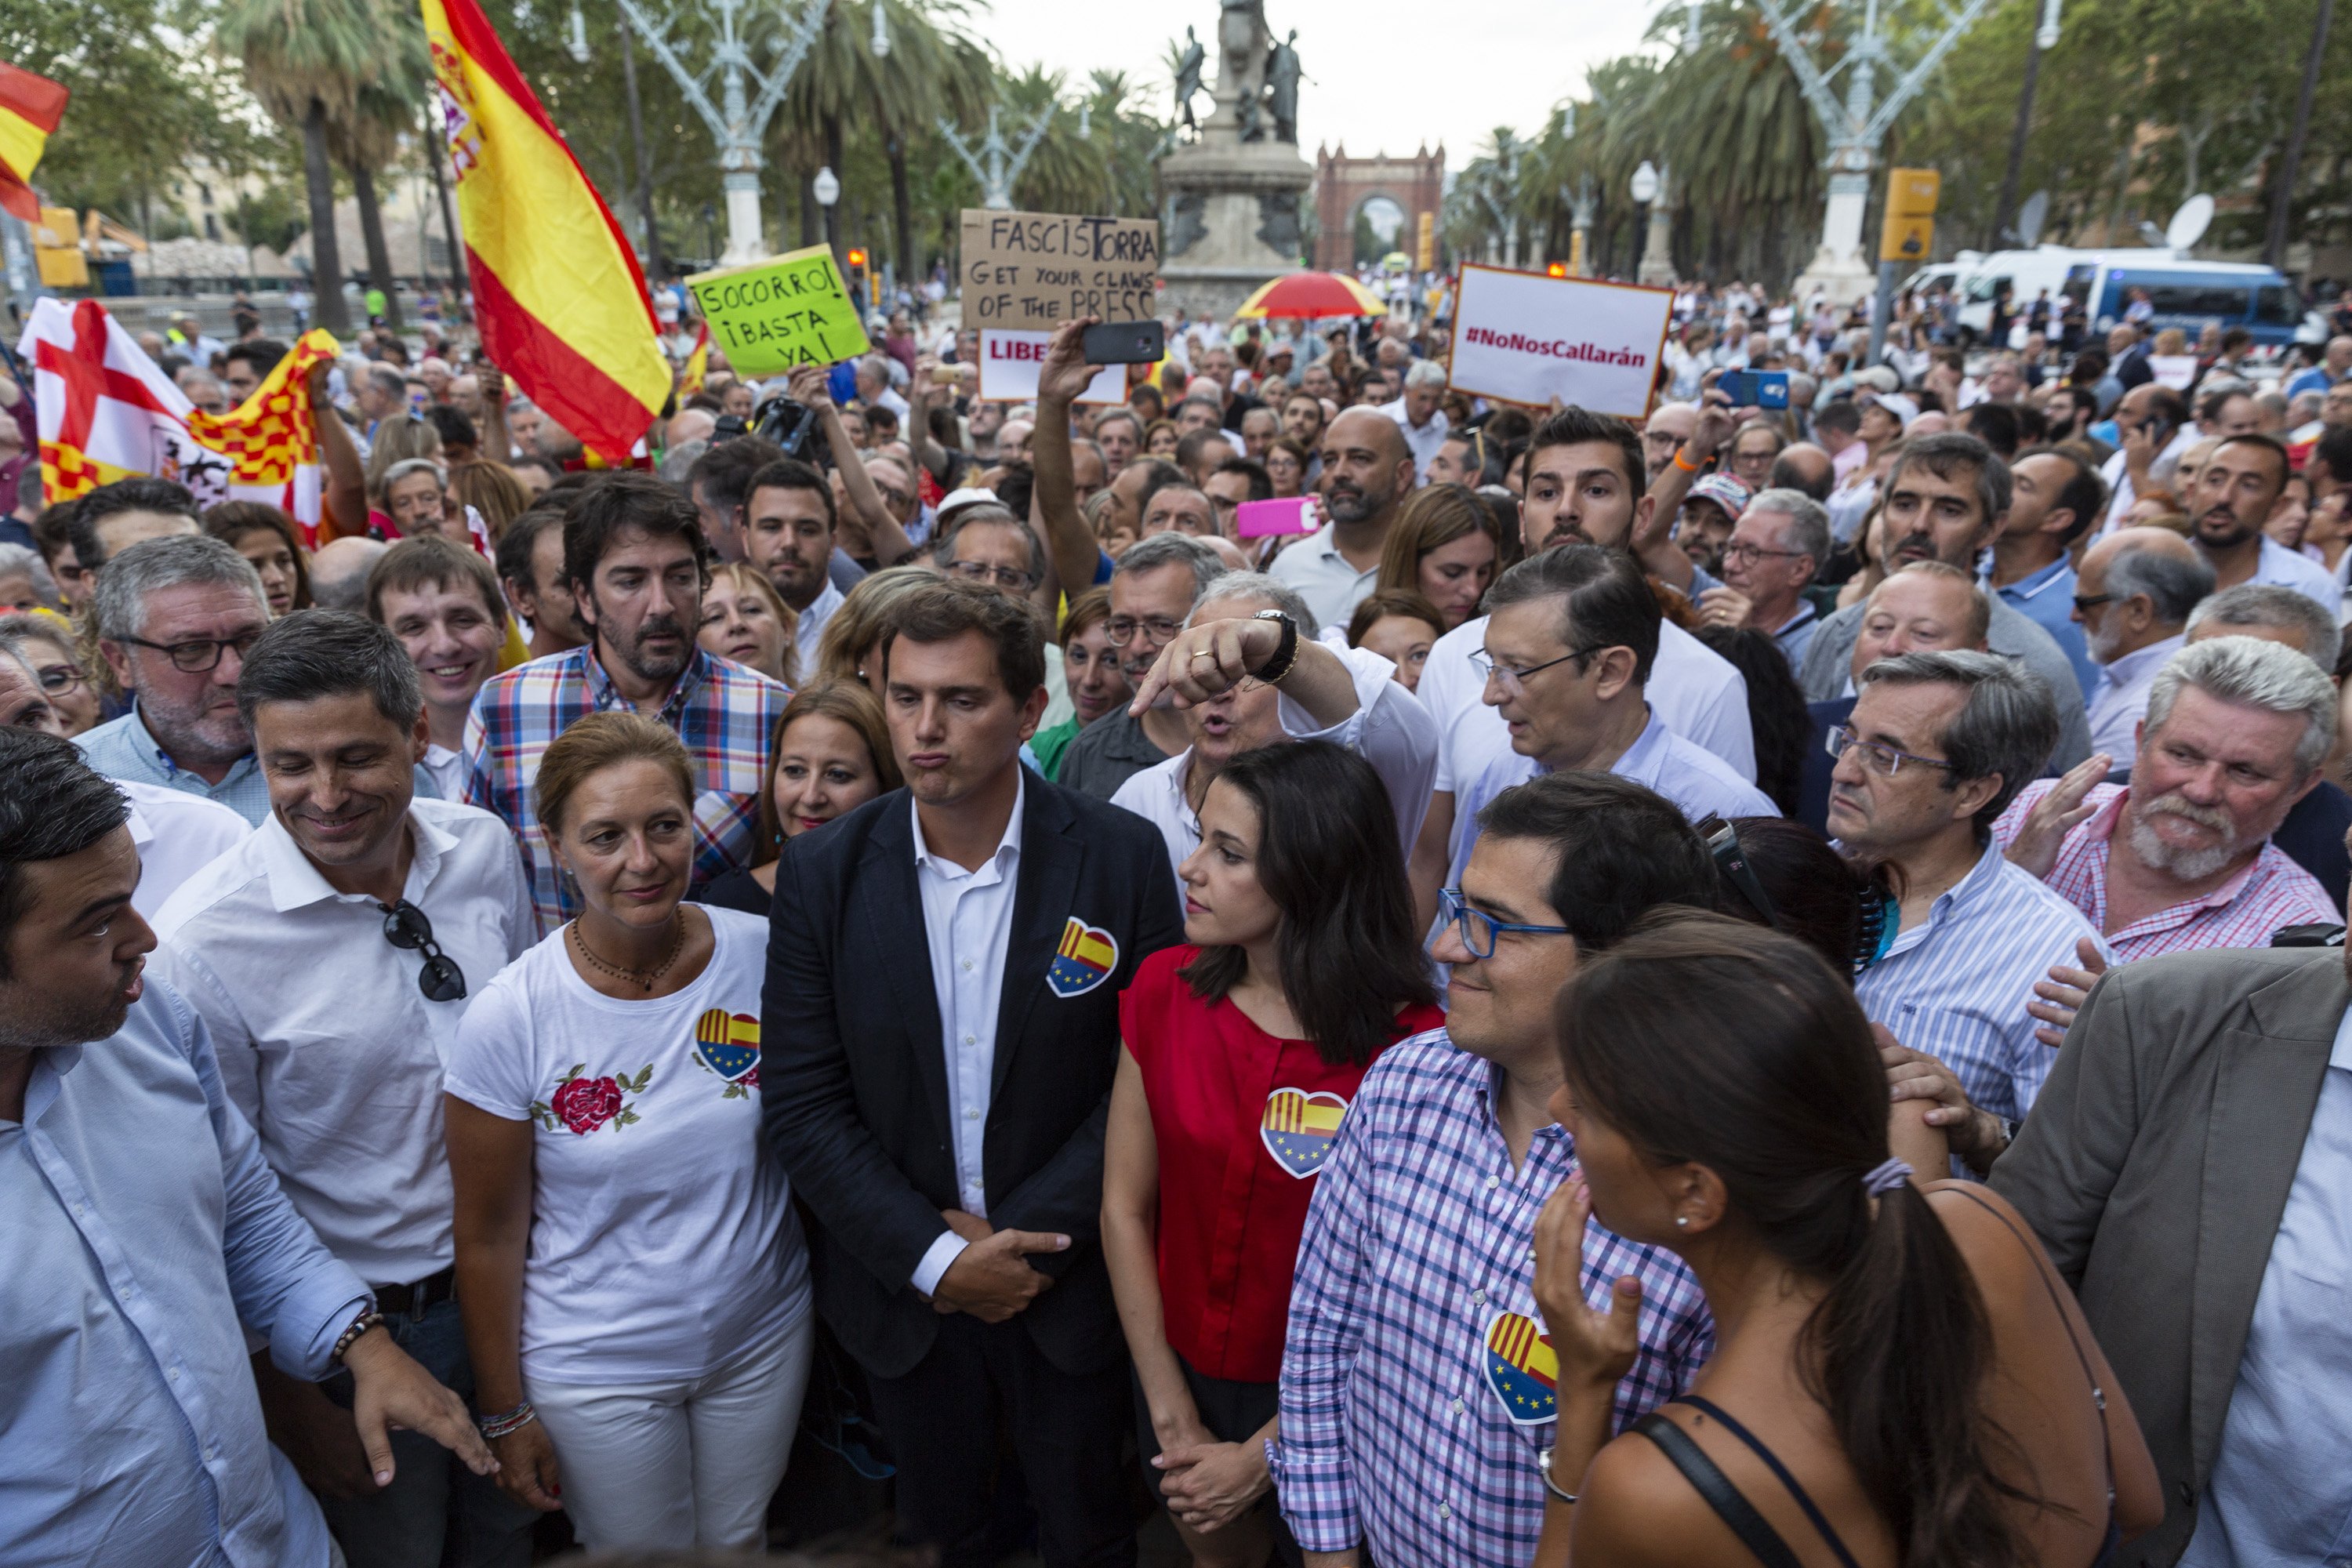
[
  {"left": 1994, "top": 940, "right": 2352, "bottom": 1565},
  {"left": 762, "top": 578, "right": 1181, "bottom": 1567}
]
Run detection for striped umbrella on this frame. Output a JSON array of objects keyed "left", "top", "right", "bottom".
[{"left": 1232, "top": 270, "right": 1389, "bottom": 319}]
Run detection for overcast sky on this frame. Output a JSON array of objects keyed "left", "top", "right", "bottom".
[{"left": 972, "top": 0, "right": 1662, "bottom": 170}]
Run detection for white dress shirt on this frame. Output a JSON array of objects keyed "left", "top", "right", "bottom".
[
  {"left": 421, "top": 742, "right": 465, "bottom": 802},
  {"left": 119, "top": 779, "right": 249, "bottom": 918},
  {"left": 2250, "top": 535, "right": 2345, "bottom": 614},
  {"left": 1266, "top": 522, "right": 1383, "bottom": 632},
  {"left": 906, "top": 773, "right": 1026, "bottom": 1299},
  {"left": 2086, "top": 632, "right": 2183, "bottom": 763},
  {"left": 1420, "top": 614, "right": 1758, "bottom": 797},
  {"left": 793, "top": 577, "right": 845, "bottom": 680},
  {"left": 2097, "top": 424, "right": 2199, "bottom": 535},
  {"left": 1376, "top": 396, "right": 1452, "bottom": 481},
  {"left": 1109, "top": 641, "right": 1439, "bottom": 889},
  {"left": 149, "top": 797, "right": 538, "bottom": 1284},
  {"left": 2180, "top": 1004, "right": 2352, "bottom": 1567}
]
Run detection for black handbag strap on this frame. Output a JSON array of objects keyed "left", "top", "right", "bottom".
[{"left": 1633, "top": 1411, "right": 1808, "bottom": 1568}]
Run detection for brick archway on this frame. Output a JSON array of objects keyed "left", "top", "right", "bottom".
[{"left": 1314, "top": 144, "right": 1446, "bottom": 272}]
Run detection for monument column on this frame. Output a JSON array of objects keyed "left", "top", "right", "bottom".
[{"left": 1157, "top": 1, "right": 1313, "bottom": 318}]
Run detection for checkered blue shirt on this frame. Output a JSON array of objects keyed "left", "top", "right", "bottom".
[
  {"left": 1274, "top": 1030, "right": 1714, "bottom": 1567},
  {"left": 463, "top": 645, "right": 787, "bottom": 931}
]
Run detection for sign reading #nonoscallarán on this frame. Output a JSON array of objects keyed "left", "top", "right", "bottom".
[
  {"left": 1445, "top": 264, "right": 1675, "bottom": 419},
  {"left": 684, "top": 245, "right": 873, "bottom": 376}
]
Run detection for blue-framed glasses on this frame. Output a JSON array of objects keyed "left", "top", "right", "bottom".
[{"left": 1438, "top": 886, "right": 1577, "bottom": 960}]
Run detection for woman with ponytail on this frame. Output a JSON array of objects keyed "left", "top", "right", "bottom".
[{"left": 1526, "top": 911, "right": 2158, "bottom": 1568}]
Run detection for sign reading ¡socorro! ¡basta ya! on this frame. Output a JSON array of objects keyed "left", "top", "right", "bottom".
[
  {"left": 1446, "top": 264, "right": 1675, "bottom": 419},
  {"left": 684, "top": 245, "right": 873, "bottom": 377}
]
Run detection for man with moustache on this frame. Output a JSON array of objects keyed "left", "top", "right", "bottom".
[
  {"left": 464, "top": 474, "right": 788, "bottom": 931},
  {"left": 1797, "top": 432, "right": 2092, "bottom": 770},
  {"left": 151, "top": 613, "right": 538, "bottom": 1568},
  {"left": 2183, "top": 434, "right": 2340, "bottom": 608},
  {"left": 1269, "top": 408, "right": 1419, "bottom": 630}
]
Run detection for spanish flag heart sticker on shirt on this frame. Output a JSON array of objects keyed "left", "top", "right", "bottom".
[
  {"left": 1481, "top": 1309, "right": 1559, "bottom": 1425},
  {"left": 1261, "top": 1087, "right": 1348, "bottom": 1178},
  {"left": 693, "top": 1009, "right": 760, "bottom": 1082},
  {"left": 1047, "top": 916, "right": 1119, "bottom": 997}
]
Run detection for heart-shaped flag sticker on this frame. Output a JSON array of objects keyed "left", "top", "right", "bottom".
[
  {"left": 693, "top": 1008, "right": 760, "bottom": 1082},
  {"left": 1261, "top": 1087, "right": 1348, "bottom": 1178},
  {"left": 1047, "top": 916, "right": 1119, "bottom": 997},
  {"left": 1479, "top": 1309, "right": 1559, "bottom": 1425}
]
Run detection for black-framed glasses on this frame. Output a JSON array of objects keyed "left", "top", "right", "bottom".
[
  {"left": 1438, "top": 886, "right": 1576, "bottom": 960},
  {"left": 380, "top": 900, "right": 467, "bottom": 1002},
  {"left": 1700, "top": 815, "right": 1780, "bottom": 930},
  {"left": 112, "top": 629, "right": 265, "bottom": 673},
  {"left": 1105, "top": 614, "right": 1185, "bottom": 648},
  {"left": 944, "top": 559, "right": 1040, "bottom": 591},
  {"left": 2071, "top": 593, "right": 2116, "bottom": 614},
  {"left": 1467, "top": 642, "right": 1611, "bottom": 695},
  {"left": 1825, "top": 724, "right": 1955, "bottom": 779}
]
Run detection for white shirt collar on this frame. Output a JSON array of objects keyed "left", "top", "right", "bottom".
[
  {"left": 910, "top": 767, "right": 1026, "bottom": 879},
  {"left": 254, "top": 803, "right": 452, "bottom": 914},
  {"left": 2096, "top": 631, "right": 2184, "bottom": 694}
]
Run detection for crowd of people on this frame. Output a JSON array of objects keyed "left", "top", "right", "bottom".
[{"left": 4, "top": 273, "right": 2350, "bottom": 1568}]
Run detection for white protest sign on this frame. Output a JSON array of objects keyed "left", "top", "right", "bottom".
[
  {"left": 1446, "top": 264, "right": 1675, "bottom": 418},
  {"left": 976, "top": 329, "right": 1125, "bottom": 405},
  {"left": 2149, "top": 354, "right": 2199, "bottom": 391}
]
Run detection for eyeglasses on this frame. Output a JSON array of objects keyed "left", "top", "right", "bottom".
[
  {"left": 1438, "top": 887, "right": 1576, "bottom": 960},
  {"left": 1719, "top": 541, "right": 1809, "bottom": 565},
  {"left": 1700, "top": 815, "right": 1781, "bottom": 929},
  {"left": 2071, "top": 593, "right": 2116, "bottom": 614},
  {"left": 380, "top": 900, "right": 468, "bottom": 1002},
  {"left": 113, "top": 629, "right": 265, "bottom": 673},
  {"left": 944, "top": 560, "right": 1040, "bottom": 591},
  {"left": 34, "top": 662, "right": 88, "bottom": 695},
  {"left": 1468, "top": 642, "right": 1611, "bottom": 695},
  {"left": 1825, "top": 724, "right": 1955, "bottom": 779},
  {"left": 1105, "top": 614, "right": 1185, "bottom": 648}
]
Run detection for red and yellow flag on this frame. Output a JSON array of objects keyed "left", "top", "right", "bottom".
[
  {"left": 680, "top": 318, "right": 710, "bottom": 396},
  {"left": 0, "top": 63, "right": 69, "bottom": 223},
  {"left": 419, "top": 0, "right": 666, "bottom": 463}
]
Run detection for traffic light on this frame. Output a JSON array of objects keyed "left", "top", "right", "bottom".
[
  {"left": 1545, "top": 261, "right": 1568, "bottom": 278},
  {"left": 844, "top": 247, "right": 870, "bottom": 305}
]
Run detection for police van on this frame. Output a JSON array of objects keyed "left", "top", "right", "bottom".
[{"left": 1944, "top": 246, "right": 2304, "bottom": 348}]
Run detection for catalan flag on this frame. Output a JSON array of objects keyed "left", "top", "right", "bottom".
[
  {"left": 0, "top": 63, "right": 67, "bottom": 223},
  {"left": 693, "top": 1007, "right": 760, "bottom": 1082},
  {"left": 1047, "top": 915, "right": 1119, "bottom": 997},
  {"left": 1261, "top": 1087, "right": 1348, "bottom": 1178},
  {"left": 1482, "top": 1311, "right": 1559, "bottom": 1425},
  {"left": 680, "top": 319, "right": 710, "bottom": 396},
  {"left": 419, "top": 0, "right": 667, "bottom": 464}
]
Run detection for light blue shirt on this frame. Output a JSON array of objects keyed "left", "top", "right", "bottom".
[
  {"left": 2180, "top": 1007, "right": 2352, "bottom": 1568},
  {"left": 75, "top": 705, "right": 270, "bottom": 826},
  {"left": 1986, "top": 555, "right": 2096, "bottom": 702},
  {"left": 1449, "top": 704, "right": 1779, "bottom": 885},
  {"left": 0, "top": 982, "right": 370, "bottom": 1568},
  {"left": 2252, "top": 535, "right": 2344, "bottom": 615},
  {"left": 1852, "top": 839, "right": 2107, "bottom": 1124},
  {"left": 2087, "top": 633, "right": 2183, "bottom": 766}
]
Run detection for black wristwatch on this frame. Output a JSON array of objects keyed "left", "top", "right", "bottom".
[{"left": 1250, "top": 608, "right": 1301, "bottom": 684}]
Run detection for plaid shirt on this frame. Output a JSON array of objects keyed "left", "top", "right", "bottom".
[
  {"left": 1995, "top": 782, "right": 2338, "bottom": 963},
  {"left": 463, "top": 645, "right": 787, "bottom": 931},
  {"left": 1274, "top": 1031, "right": 1713, "bottom": 1567}
]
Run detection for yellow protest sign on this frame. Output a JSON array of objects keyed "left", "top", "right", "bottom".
[{"left": 684, "top": 245, "right": 872, "bottom": 376}]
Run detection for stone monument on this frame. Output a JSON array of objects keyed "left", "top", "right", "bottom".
[{"left": 1156, "top": 1, "right": 1314, "bottom": 318}]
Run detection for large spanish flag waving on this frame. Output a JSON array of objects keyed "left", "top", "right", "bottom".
[
  {"left": 0, "top": 63, "right": 69, "bottom": 223},
  {"left": 420, "top": 0, "right": 666, "bottom": 463}
]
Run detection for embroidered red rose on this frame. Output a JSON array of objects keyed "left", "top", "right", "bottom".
[
  {"left": 551, "top": 1074, "right": 623, "bottom": 1135},
  {"left": 741, "top": 1066, "right": 760, "bottom": 1090}
]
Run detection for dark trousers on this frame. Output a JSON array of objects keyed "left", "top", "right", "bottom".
[{"left": 866, "top": 1312, "right": 1136, "bottom": 1568}]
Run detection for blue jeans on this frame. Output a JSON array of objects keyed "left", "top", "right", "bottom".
[{"left": 317, "top": 1298, "right": 538, "bottom": 1568}]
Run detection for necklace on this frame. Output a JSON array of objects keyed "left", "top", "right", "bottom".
[{"left": 570, "top": 914, "right": 688, "bottom": 993}]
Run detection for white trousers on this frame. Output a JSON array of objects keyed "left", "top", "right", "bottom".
[{"left": 527, "top": 1312, "right": 815, "bottom": 1551}]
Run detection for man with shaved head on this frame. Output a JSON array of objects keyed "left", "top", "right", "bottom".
[
  {"left": 2073, "top": 526, "right": 2214, "bottom": 762},
  {"left": 1269, "top": 407, "right": 1417, "bottom": 628}
]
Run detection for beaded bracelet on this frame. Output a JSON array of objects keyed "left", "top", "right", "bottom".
[
  {"left": 330, "top": 1311, "right": 385, "bottom": 1365},
  {"left": 476, "top": 1400, "right": 539, "bottom": 1440}
]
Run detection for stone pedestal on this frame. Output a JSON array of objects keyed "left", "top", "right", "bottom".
[
  {"left": 1795, "top": 171, "right": 1876, "bottom": 306},
  {"left": 1157, "top": 49, "right": 1312, "bottom": 320}
]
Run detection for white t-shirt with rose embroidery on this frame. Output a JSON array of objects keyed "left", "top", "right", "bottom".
[{"left": 445, "top": 906, "right": 810, "bottom": 1384}]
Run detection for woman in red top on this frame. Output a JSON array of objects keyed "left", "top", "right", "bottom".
[{"left": 1105, "top": 739, "right": 1443, "bottom": 1566}]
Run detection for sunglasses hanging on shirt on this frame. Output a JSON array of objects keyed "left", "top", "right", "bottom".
[{"left": 379, "top": 900, "right": 468, "bottom": 1002}]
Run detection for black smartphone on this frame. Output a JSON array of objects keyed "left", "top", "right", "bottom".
[{"left": 1081, "top": 319, "right": 1165, "bottom": 365}]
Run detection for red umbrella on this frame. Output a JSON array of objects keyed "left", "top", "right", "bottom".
[{"left": 1233, "top": 270, "right": 1389, "bottom": 318}]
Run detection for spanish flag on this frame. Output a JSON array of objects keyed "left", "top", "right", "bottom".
[
  {"left": 419, "top": 0, "right": 667, "bottom": 464},
  {"left": 681, "top": 319, "right": 710, "bottom": 396},
  {"left": 0, "top": 63, "right": 69, "bottom": 223}
]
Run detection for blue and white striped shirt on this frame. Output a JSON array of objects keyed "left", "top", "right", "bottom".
[{"left": 1854, "top": 838, "right": 2107, "bottom": 1124}]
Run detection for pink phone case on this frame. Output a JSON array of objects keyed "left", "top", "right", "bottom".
[{"left": 1236, "top": 497, "right": 1317, "bottom": 539}]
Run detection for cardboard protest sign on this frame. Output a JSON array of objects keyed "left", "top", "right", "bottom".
[
  {"left": 1446, "top": 264, "right": 1674, "bottom": 419},
  {"left": 975, "top": 331, "right": 1126, "bottom": 405},
  {"left": 684, "top": 245, "right": 872, "bottom": 376},
  {"left": 960, "top": 209, "right": 1159, "bottom": 331}
]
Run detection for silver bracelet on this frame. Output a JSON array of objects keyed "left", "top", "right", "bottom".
[{"left": 1538, "top": 1445, "right": 1578, "bottom": 1504}]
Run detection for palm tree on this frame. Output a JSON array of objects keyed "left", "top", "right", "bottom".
[
  {"left": 217, "top": 0, "right": 388, "bottom": 336},
  {"left": 332, "top": 0, "right": 430, "bottom": 330}
]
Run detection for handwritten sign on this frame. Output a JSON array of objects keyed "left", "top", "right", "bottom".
[
  {"left": 1445, "top": 264, "right": 1674, "bottom": 418},
  {"left": 960, "top": 209, "right": 1160, "bottom": 332},
  {"left": 684, "top": 245, "right": 872, "bottom": 377},
  {"left": 975, "top": 331, "right": 1127, "bottom": 405}
]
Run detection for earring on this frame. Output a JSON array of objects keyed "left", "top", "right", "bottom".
[{"left": 1675, "top": 1216, "right": 1690, "bottom": 1229}]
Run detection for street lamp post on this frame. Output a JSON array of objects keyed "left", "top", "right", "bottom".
[
  {"left": 813, "top": 164, "right": 840, "bottom": 266},
  {"left": 606, "top": 0, "right": 833, "bottom": 264},
  {"left": 1632, "top": 161, "right": 1674, "bottom": 286},
  {"left": 938, "top": 104, "right": 1055, "bottom": 211},
  {"left": 1567, "top": 178, "right": 1596, "bottom": 278}
]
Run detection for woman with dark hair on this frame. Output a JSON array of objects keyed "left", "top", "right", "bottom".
[
  {"left": 202, "top": 501, "right": 311, "bottom": 615},
  {"left": 1104, "top": 740, "right": 1441, "bottom": 1566},
  {"left": 1526, "top": 913, "right": 2159, "bottom": 1568},
  {"left": 1690, "top": 622, "right": 1811, "bottom": 815},
  {"left": 699, "top": 680, "right": 902, "bottom": 914}
]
